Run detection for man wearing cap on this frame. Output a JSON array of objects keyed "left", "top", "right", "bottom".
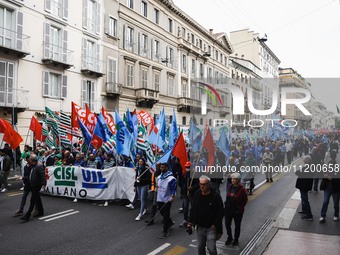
[
  {"left": 157, "top": 162, "right": 177, "bottom": 239},
  {"left": 224, "top": 173, "right": 248, "bottom": 246}
]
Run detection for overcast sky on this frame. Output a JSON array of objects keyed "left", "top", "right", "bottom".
[{"left": 173, "top": 0, "right": 340, "bottom": 112}]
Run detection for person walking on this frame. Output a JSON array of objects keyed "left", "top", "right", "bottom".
[
  {"left": 295, "top": 156, "right": 314, "bottom": 221},
  {"left": 0, "top": 149, "right": 12, "bottom": 192},
  {"left": 20, "top": 154, "right": 46, "bottom": 222},
  {"left": 319, "top": 150, "right": 340, "bottom": 223},
  {"left": 224, "top": 173, "right": 248, "bottom": 246},
  {"left": 187, "top": 175, "right": 224, "bottom": 255},
  {"left": 157, "top": 163, "right": 177, "bottom": 239},
  {"left": 262, "top": 147, "right": 274, "bottom": 182}
]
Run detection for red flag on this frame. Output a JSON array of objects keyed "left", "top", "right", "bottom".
[
  {"left": 71, "top": 102, "right": 97, "bottom": 134},
  {"left": 202, "top": 127, "right": 215, "bottom": 166},
  {"left": 29, "top": 116, "right": 43, "bottom": 141},
  {"left": 137, "top": 110, "right": 154, "bottom": 127},
  {"left": 85, "top": 104, "right": 97, "bottom": 134},
  {"left": 172, "top": 132, "right": 188, "bottom": 174},
  {"left": 0, "top": 118, "right": 23, "bottom": 149},
  {"left": 102, "top": 106, "right": 116, "bottom": 134}
]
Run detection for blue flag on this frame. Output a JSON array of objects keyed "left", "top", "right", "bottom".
[
  {"left": 115, "top": 110, "right": 133, "bottom": 157},
  {"left": 93, "top": 113, "right": 112, "bottom": 143},
  {"left": 216, "top": 130, "right": 230, "bottom": 158},
  {"left": 169, "top": 109, "right": 178, "bottom": 148},
  {"left": 78, "top": 117, "right": 92, "bottom": 146},
  {"left": 148, "top": 108, "right": 166, "bottom": 150},
  {"left": 189, "top": 121, "right": 202, "bottom": 153},
  {"left": 150, "top": 148, "right": 172, "bottom": 172}
]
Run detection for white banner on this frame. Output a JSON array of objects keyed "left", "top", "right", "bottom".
[{"left": 45, "top": 166, "right": 135, "bottom": 202}]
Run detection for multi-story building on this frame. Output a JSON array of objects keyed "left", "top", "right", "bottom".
[
  {"left": 279, "top": 67, "right": 312, "bottom": 129},
  {"left": 0, "top": 0, "right": 233, "bottom": 145},
  {"left": 229, "top": 57, "right": 262, "bottom": 126},
  {"left": 230, "top": 29, "right": 280, "bottom": 114}
]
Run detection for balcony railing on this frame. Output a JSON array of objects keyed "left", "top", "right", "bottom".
[
  {"left": 0, "top": 27, "right": 30, "bottom": 57},
  {"left": 177, "top": 97, "right": 201, "bottom": 113},
  {"left": 81, "top": 56, "right": 105, "bottom": 77},
  {"left": 106, "top": 82, "right": 122, "bottom": 96},
  {"left": 42, "top": 43, "right": 73, "bottom": 69},
  {"left": 135, "top": 88, "right": 159, "bottom": 108},
  {"left": 0, "top": 88, "right": 29, "bottom": 109}
]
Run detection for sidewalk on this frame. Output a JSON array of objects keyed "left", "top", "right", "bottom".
[{"left": 259, "top": 154, "right": 340, "bottom": 255}]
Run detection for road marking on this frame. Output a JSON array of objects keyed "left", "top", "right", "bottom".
[
  {"left": 39, "top": 209, "right": 76, "bottom": 220},
  {"left": 44, "top": 211, "right": 79, "bottom": 222},
  {"left": 147, "top": 243, "right": 171, "bottom": 255},
  {"left": 163, "top": 245, "right": 187, "bottom": 255},
  {"left": 7, "top": 192, "right": 23, "bottom": 197},
  {"left": 274, "top": 189, "right": 301, "bottom": 228}
]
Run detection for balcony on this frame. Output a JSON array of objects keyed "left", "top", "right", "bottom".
[
  {"left": 177, "top": 97, "right": 201, "bottom": 113},
  {"left": 219, "top": 105, "right": 229, "bottom": 117},
  {"left": 81, "top": 56, "right": 105, "bottom": 77},
  {"left": 135, "top": 88, "right": 159, "bottom": 108},
  {"left": 42, "top": 43, "right": 73, "bottom": 69},
  {"left": 106, "top": 82, "right": 122, "bottom": 97},
  {"left": 0, "top": 89, "right": 29, "bottom": 112},
  {"left": 177, "top": 36, "right": 207, "bottom": 59},
  {"left": 0, "top": 27, "right": 30, "bottom": 58}
]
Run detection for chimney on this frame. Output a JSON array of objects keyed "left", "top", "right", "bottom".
[{"left": 209, "top": 29, "right": 213, "bottom": 35}]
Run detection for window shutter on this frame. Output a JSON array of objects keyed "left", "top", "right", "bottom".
[
  {"left": 112, "top": 60, "right": 117, "bottom": 84},
  {"left": 95, "top": 43, "right": 100, "bottom": 73},
  {"left": 90, "top": 81, "right": 95, "bottom": 111},
  {"left": 165, "top": 46, "right": 168, "bottom": 65},
  {"left": 44, "top": 22, "right": 50, "bottom": 59},
  {"left": 62, "top": 29, "right": 68, "bottom": 63},
  {"left": 104, "top": 14, "right": 109, "bottom": 34},
  {"left": 45, "top": 0, "right": 51, "bottom": 13},
  {"left": 133, "top": 31, "right": 138, "bottom": 54},
  {"left": 61, "top": 75, "right": 67, "bottom": 98},
  {"left": 16, "top": 11, "right": 23, "bottom": 51},
  {"left": 150, "top": 38, "right": 153, "bottom": 60},
  {"left": 43, "top": 71, "right": 49, "bottom": 97},
  {"left": 81, "top": 80, "right": 87, "bottom": 107},
  {"left": 63, "top": 0, "right": 68, "bottom": 20},
  {"left": 122, "top": 25, "right": 126, "bottom": 49},
  {"left": 95, "top": 1, "right": 101, "bottom": 35},
  {"left": 83, "top": 0, "right": 88, "bottom": 29},
  {"left": 138, "top": 32, "right": 141, "bottom": 55},
  {"left": 81, "top": 38, "right": 87, "bottom": 69},
  {"left": 7, "top": 63, "right": 14, "bottom": 104}
]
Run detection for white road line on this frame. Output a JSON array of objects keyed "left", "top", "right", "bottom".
[
  {"left": 147, "top": 243, "right": 171, "bottom": 255},
  {"left": 39, "top": 209, "right": 75, "bottom": 220},
  {"left": 8, "top": 193, "right": 23, "bottom": 197},
  {"left": 44, "top": 211, "right": 79, "bottom": 222}
]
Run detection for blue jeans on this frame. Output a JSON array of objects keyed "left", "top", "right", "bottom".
[
  {"left": 136, "top": 185, "right": 148, "bottom": 215},
  {"left": 321, "top": 186, "right": 339, "bottom": 218},
  {"left": 196, "top": 226, "right": 217, "bottom": 255},
  {"left": 300, "top": 190, "right": 312, "bottom": 217}
]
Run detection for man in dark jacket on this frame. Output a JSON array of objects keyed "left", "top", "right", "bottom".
[
  {"left": 20, "top": 154, "right": 46, "bottom": 222},
  {"left": 295, "top": 156, "right": 314, "bottom": 220},
  {"left": 0, "top": 149, "right": 12, "bottom": 192},
  {"left": 187, "top": 175, "right": 224, "bottom": 255}
]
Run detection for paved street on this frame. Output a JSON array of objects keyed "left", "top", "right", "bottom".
[{"left": 1, "top": 155, "right": 339, "bottom": 255}]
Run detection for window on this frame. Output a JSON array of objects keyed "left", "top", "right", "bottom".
[
  {"left": 43, "top": 71, "right": 67, "bottom": 99},
  {"left": 45, "top": 0, "right": 68, "bottom": 20},
  {"left": 141, "top": 1, "right": 147, "bottom": 17},
  {"left": 182, "top": 116, "right": 186, "bottom": 126},
  {"left": 168, "top": 18, "right": 173, "bottom": 33},
  {"left": 191, "top": 33, "right": 194, "bottom": 44},
  {"left": 107, "top": 58, "right": 117, "bottom": 84},
  {"left": 181, "top": 27, "right": 186, "bottom": 37},
  {"left": 200, "top": 118, "right": 203, "bottom": 125},
  {"left": 81, "top": 38, "right": 100, "bottom": 72},
  {"left": 215, "top": 50, "right": 218, "bottom": 61},
  {"left": 220, "top": 53, "right": 223, "bottom": 63},
  {"left": 125, "top": 26, "right": 134, "bottom": 51},
  {"left": 208, "top": 45, "right": 211, "bottom": 54},
  {"left": 0, "top": 61, "right": 14, "bottom": 105},
  {"left": 225, "top": 56, "right": 228, "bottom": 66},
  {"left": 154, "top": 8, "right": 159, "bottom": 24},
  {"left": 127, "top": 0, "right": 133, "bottom": 9},
  {"left": 182, "top": 79, "right": 188, "bottom": 97},
  {"left": 82, "top": 79, "right": 95, "bottom": 110},
  {"left": 199, "top": 63, "right": 204, "bottom": 78},
  {"left": 154, "top": 71, "right": 160, "bottom": 91},
  {"left": 191, "top": 82, "right": 197, "bottom": 100},
  {"left": 141, "top": 67, "right": 148, "bottom": 88},
  {"left": 154, "top": 40, "right": 160, "bottom": 61},
  {"left": 140, "top": 34, "right": 148, "bottom": 56},
  {"left": 44, "top": 23, "right": 68, "bottom": 63},
  {"left": 167, "top": 47, "right": 174, "bottom": 68},
  {"left": 191, "top": 59, "right": 196, "bottom": 76},
  {"left": 181, "top": 54, "right": 187, "bottom": 73},
  {"left": 199, "top": 39, "right": 203, "bottom": 49},
  {"left": 167, "top": 75, "right": 174, "bottom": 96},
  {"left": 83, "top": 0, "right": 100, "bottom": 35},
  {"left": 105, "top": 16, "right": 117, "bottom": 37},
  {"left": 0, "top": 7, "right": 14, "bottom": 48},
  {"left": 126, "top": 62, "right": 134, "bottom": 87}
]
